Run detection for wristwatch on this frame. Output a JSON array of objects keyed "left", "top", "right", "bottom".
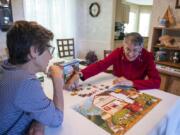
[{"left": 79, "top": 72, "right": 84, "bottom": 80}]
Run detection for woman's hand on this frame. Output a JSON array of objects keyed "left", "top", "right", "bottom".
[
  {"left": 27, "top": 121, "right": 44, "bottom": 135},
  {"left": 64, "top": 71, "right": 80, "bottom": 90},
  {"left": 113, "top": 76, "right": 133, "bottom": 87},
  {"left": 48, "top": 65, "right": 63, "bottom": 79}
]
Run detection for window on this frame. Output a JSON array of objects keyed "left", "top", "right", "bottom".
[
  {"left": 125, "top": 12, "right": 137, "bottom": 33},
  {"left": 138, "top": 12, "right": 151, "bottom": 37},
  {"left": 125, "top": 5, "right": 152, "bottom": 37},
  {"left": 23, "top": 0, "right": 76, "bottom": 57}
]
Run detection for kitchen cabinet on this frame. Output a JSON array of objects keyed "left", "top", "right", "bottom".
[
  {"left": 114, "top": 40, "right": 123, "bottom": 49},
  {"left": 115, "top": 1, "right": 129, "bottom": 23}
]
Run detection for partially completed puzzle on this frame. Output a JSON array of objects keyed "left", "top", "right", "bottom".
[{"left": 73, "top": 85, "right": 161, "bottom": 135}]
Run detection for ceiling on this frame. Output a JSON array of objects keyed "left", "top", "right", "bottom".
[{"left": 126, "top": 0, "right": 153, "bottom": 5}]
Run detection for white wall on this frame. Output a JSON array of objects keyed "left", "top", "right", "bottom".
[
  {"left": 75, "top": 0, "right": 115, "bottom": 59},
  {"left": 0, "top": 0, "right": 115, "bottom": 60}
]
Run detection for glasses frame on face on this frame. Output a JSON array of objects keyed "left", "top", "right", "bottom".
[
  {"left": 123, "top": 43, "right": 142, "bottom": 56},
  {"left": 124, "top": 47, "right": 142, "bottom": 55},
  {"left": 46, "top": 44, "right": 55, "bottom": 55}
]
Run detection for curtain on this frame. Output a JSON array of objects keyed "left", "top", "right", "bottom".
[{"left": 23, "top": 0, "right": 76, "bottom": 57}]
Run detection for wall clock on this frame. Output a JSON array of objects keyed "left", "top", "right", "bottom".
[{"left": 89, "top": 2, "right": 100, "bottom": 17}]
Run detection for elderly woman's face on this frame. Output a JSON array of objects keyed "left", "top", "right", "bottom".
[{"left": 123, "top": 43, "right": 142, "bottom": 61}]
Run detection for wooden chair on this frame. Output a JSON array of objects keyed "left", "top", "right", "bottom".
[
  {"left": 104, "top": 50, "right": 112, "bottom": 58},
  {"left": 104, "top": 50, "right": 113, "bottom": 73},
  {"left": 56, "top": 38, "right": 75, "bottom": 58}
]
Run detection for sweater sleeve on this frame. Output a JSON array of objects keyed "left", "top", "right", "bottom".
[
  {"left": 133, "top": 53, "right": 161, "bottom": 90},
  {"left": 81, "top": 49, "right": 119, "bottom": 80},
  {"left": 14, "top": 79, "right": 63, "bottom": 127}
]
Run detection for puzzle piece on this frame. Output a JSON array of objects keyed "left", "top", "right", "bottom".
[{"left": 70, "top": 83, "right": 112, "bottom": 97}]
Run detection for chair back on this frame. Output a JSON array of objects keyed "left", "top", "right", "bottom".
[
  {"left": 104, "top": 50, "right": 112, "bottom": 58},
  {"left": 56, "top": 38, "right": 75, "bottom": 58},
  {"left": 103, "top": 50, "right": 113, "bottom": 73}
]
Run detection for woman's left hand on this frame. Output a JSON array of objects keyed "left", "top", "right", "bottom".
[{"left": 113, "top": 76, "right": 133, "bottom": 87}]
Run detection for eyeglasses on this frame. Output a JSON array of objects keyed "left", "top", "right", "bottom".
[
  {"left": 124, "top": 47, "right": 142, "bottom": 55},
  {"left": 46, "top": 45, "right": 55, "bottom": 55}
]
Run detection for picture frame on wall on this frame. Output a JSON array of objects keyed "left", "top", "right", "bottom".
[{"left": 175, "top": 0, "right": 180, "bottom": 9}]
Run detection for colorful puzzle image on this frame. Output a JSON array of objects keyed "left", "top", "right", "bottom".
[
  {"left": 73, "top": 86, "right": 161, "bottom": 135},
  {"left": 70, "top": 83, "right": 113, "bottom": 97}
]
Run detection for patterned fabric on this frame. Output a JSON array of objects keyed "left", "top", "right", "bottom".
[{"left": 0, "top": 60, "right": 63, "bottom": 135}]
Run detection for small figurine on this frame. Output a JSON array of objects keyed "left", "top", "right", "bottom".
[
  {"left": 159, "top": 35, "right": 175, "bottom": 47},
  {"left": 173, "top": 52, "right": 179, "bottom": 63}
]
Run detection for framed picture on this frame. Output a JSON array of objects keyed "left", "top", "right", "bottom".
[{"left": 175, "top": 0, "right": 180, "bottom": 8}]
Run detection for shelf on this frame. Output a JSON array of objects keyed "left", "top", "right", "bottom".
[
  {"left": 155, "top": 61, "right": 180, "bottom": 69},
  {"left": 153, "top": 45, "right": 180, "bottom": 51},
  {"left": 114, "top": 39, "right": 123, "bottom": 42},
  {"left": 152, "top": 26, "right": 180, "bottom": 70},
  {"left": 156, "top": 64, "right": 180, "bottom": 78},
  {"left": 154, "top": 26, "right": 180, "bottom": 31}
]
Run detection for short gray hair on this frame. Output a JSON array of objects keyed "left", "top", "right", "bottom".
[{"left": 124, "top": 32, "right": 143, "bottom": 46}]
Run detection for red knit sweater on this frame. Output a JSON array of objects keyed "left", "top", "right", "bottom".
[{"left": 81, "top": 47, "right": 161, "bottom": 90}]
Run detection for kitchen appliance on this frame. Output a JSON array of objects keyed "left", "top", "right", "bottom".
[{"left": 115, "top": 22, "right": 125, "bottom": 40}]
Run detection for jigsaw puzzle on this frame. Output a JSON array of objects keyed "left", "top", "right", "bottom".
[
  {"left": 73, "top": 86, "right": 161, "bottom": 135},
  {"left": 70, "top": 83, "right": 112, "bottom": 97}
]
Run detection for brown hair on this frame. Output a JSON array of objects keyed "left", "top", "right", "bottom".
[{"left": 7, "top": 20, "right": 54, "bottom": 64}]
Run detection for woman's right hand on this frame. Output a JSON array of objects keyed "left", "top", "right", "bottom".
[
  {"left": 64, "top": 71, "right": 80, "bottom": 90},
  {"left": 48, "top": 65, "right": 63, "bottom": 79}
]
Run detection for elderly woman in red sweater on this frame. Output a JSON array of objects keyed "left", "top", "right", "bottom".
[{"left": 67, "top": 32, "right": 161, "bottom": 90}]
